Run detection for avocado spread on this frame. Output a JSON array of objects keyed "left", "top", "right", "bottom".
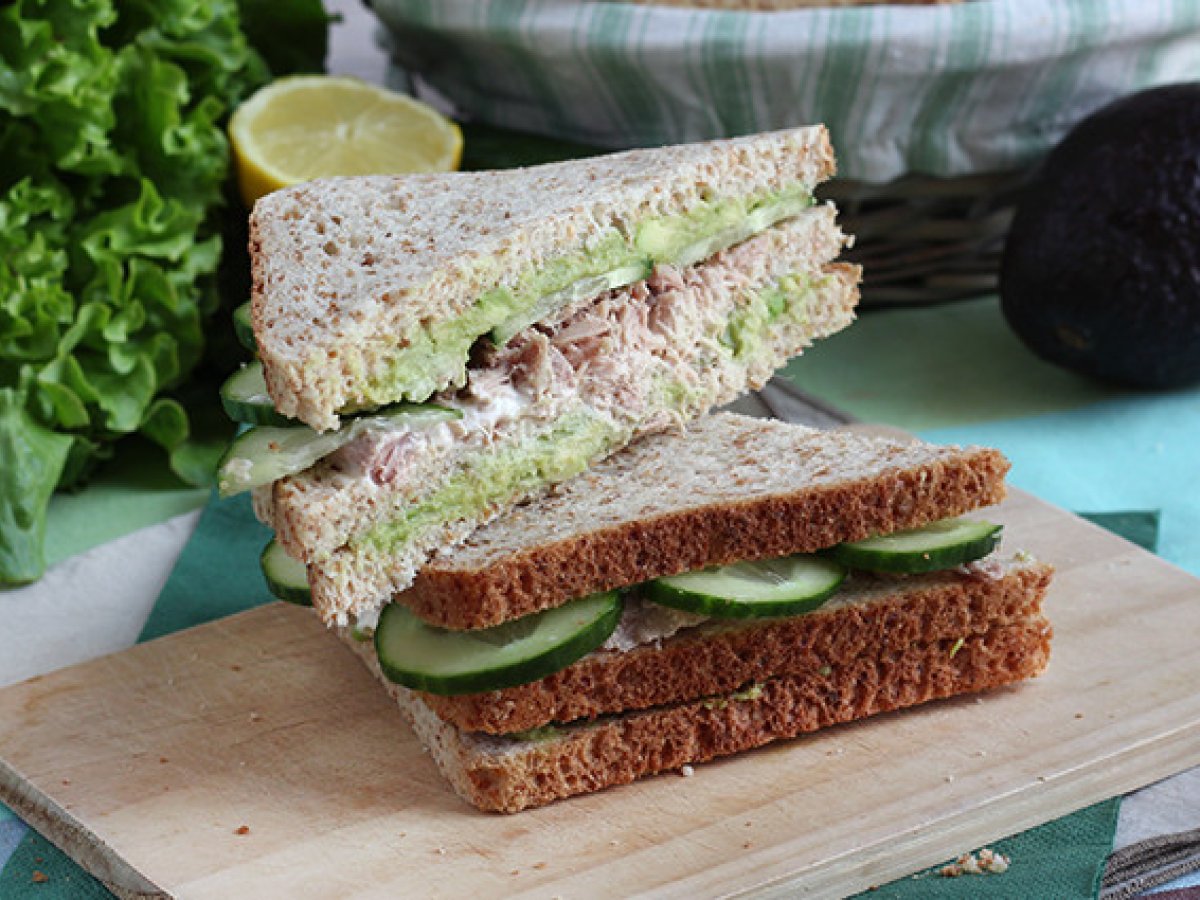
[
  {"left": 722, "top": 273, "right": 812, "bottom": 360},
  {"left": 354, "top": 410, "right": 626, "bottom": 556},
  {"left": 358, "top": 185, "right": 815, "bottom": 408}
]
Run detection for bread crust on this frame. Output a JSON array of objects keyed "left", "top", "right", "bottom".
[
  {"left": 419, "top": 559, "right": 1051, "bottom": 734},
  {"left": 405, "top": 426, "right": 1010, "bottom": 630},
  {"left": 346, "top": 611, "right": 1052, "bottom": 813}
]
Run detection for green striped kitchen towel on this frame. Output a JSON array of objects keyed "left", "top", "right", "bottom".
[{"left": 369, "top": 0, "right": 1200, "bottom": 182}]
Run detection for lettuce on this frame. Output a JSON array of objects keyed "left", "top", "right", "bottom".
[{"left": 0, "top": 0, "right": 269, "bottom": 584}]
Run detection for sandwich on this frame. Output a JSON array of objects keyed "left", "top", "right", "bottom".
[
  {"left": 262, "top": 414, "right": 1053, "bottom": 813},
  {"left": 218, "top": 126, "right": 860, "bottom": 624}
]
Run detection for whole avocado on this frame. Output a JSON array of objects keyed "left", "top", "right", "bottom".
[{"left": 1000, "top": 83, "right": 1200, "bottom": 389}]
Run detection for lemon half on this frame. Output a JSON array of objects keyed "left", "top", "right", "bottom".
[{"left": 229, "top": 76, "right": 463, "bottom": 207}]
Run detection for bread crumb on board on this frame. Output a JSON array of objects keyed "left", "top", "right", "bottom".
[
  {"left": 939, "top": 848, "right": 1010, "bottom": 877},
  {"left": 680, "top": 764, "right": 695, "bottom": 777}
]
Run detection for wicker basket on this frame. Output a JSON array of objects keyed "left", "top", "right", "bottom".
[{"left": 820, "top": 170, "right": 1032, "bottom": 307}]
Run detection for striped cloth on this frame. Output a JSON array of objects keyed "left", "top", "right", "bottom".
[{"left": 371, "top": 0, "right": 1200, "bottom": 181}]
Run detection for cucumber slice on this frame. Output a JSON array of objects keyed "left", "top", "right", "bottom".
[
  {"left": 671, "top": 192, "right": 813, "bottom": 269},
  {"left": 217, "top": 403, "right": 462, "bottom": 497},
  {"left": 260, "top": 539, "right": 311, "bottom": 605},
  {"left": 233, "top": 301, "right": 256, "bottom": 352},
  {"left": 220, "top": 361, "right": 291, "bottom": 426},
  {"left": 374, "top": 592, "right": 621, "bottom": 695},
  {"left": 646, "top": 555, "right": 845, "bottom": 619},
  {"left": 490, "top": 261, "right": 652, "bottom": 347},
  {"left": 827, "top": 517, "right": 1002, "bottom": 574}
]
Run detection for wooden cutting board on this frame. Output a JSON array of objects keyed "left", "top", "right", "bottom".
[{"left": 2, "top": 488, "right": 1199, "bottom": 899}]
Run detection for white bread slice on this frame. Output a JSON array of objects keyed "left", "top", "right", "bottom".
[
  {"left": 250, "top": 126, "right": 836, "bottom": 431},
  {"left": 401, "top": 413, "right": 1009, "bottom": 630},
  {"left": 342, "top": 556, "right": 1053, "bottom": 813}
]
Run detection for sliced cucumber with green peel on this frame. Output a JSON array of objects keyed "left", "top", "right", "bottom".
[
  {"left": 217, "top": 403, "right": 462, "bottom": 497},
  {"left": 374, "top": 592, "right": 621, "bottom": 695},
  {"left": 233, "top": 301, "right": 256, "bottom": 352},
  {"left": 669, "top": 193, "right": 814, "bottom": 269},
  {"left": 260, "top": 539, "right": 311, "bottom": 605},
  {"left": 491, "top": 261, "right": 652, "bottom": 347},
  {"left": 646, "top": 555, "right": 845, "bottom": 619},
  {"left": 221, "top": 361, "right": 291, "bottom": 426},
  {"left": 827, "top": 518, "right": 1002, "bottom": 574}
]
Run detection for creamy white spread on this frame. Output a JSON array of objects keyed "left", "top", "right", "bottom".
[{"left": 335, "top": 383, "right": 533, "bottom": 486}]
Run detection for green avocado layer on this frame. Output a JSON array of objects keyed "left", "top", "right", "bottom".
[
  {"left": 353, "top": 185, "right": 815, "bottom": 408},
  {"left": 354, "top": 409, "right": 626, "bottom": 556},
  {"left": 350, "top": 271, "right": 822, "bottom": 563},
  {"left": 723, "top": 273, "right": 813, "bottom": 361}
]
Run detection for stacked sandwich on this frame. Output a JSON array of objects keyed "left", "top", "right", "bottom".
[{"left": 219, "top": 126, "right": 1053, "bottom": 813}]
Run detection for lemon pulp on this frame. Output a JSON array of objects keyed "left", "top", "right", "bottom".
[{"left": 229, "top": 75, "right": 463, "bottom": 206}]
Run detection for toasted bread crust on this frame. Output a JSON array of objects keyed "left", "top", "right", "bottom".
[
  {"left": 420, "top": 559, "right": 1051, "bottom": 734},
  {"left": 405, "top": 437, "right": 1010, "bottom": 630},
  {"left": 347, "top": 613, "right": 1052, "bottom": 813}
]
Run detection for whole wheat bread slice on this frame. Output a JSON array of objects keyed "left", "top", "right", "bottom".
[
  {"left": 402, "top": 413, "right": 1009, "bottom": 630},
  {"left": 251, "top": 126, "right": 836, "bottom": 431},
  {"left": 343, "top": 558, "right": 1052, "bottom": 813}
]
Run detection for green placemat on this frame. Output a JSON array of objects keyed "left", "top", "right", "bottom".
[
  {"left": 0, "top": 504, "right": 1158, "bottom": 897},
  {"left": 859, "top": 798, "right": 1123, "bottom": 898}
]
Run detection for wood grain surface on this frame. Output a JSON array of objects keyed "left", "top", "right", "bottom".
[{"left": 1, "top": 488, "right": 1198, "bottom": 899}]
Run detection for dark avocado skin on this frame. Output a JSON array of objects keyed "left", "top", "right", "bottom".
[{"left": 1000, "top": 83, "right": 1200, "bottom": 389}]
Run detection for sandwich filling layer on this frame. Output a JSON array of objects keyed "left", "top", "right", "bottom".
[
  {"left": 401, "top": 553, "right": 1048, "bottom": 735},
  {"left": 361, "top": 183, "right": 816, "bottom": 406},
  {"left": 287, "top": 258, "right": 857, "bottom": 622}
]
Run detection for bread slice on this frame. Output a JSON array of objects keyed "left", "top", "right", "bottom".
[
  {"left": 402, "top": 413, "right": 1009, "bottom": 630},
  {"left": 251, "top": 126, "right": 836, "bottom": 431},
  {"left": 343, "top": 558, "right": 1052, "bottom": 813}
]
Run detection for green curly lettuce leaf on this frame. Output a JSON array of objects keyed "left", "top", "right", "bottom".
[
  {"left": 0, "top": 387, "right": 74, "bottom": 584},
  {"left": 0, "top": 0, "right": 272, "bottom": 584}
]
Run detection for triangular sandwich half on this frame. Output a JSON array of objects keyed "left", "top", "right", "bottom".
[{"left": 319, "top": 414, "right": 1053, "bottom": 813}]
